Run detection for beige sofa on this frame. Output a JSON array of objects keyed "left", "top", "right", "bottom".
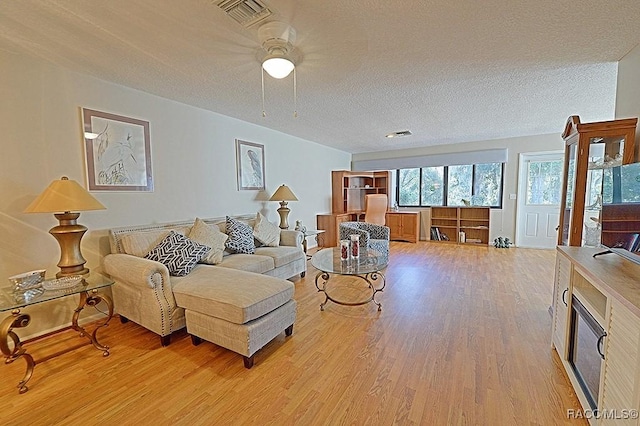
[{"left": 103, "top": 215, "right": 306, "bottom": 351}]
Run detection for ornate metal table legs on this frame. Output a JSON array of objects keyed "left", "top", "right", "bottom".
[
  {"left": 0, "top": 289, "right": 113, "bottom": 393},
  {"left": 315, "top": 271, "right": 386, "bottom": 311},
  {"left": 72, "top": 289, "right": 113, "bottom": 356},
  {"left": 0, "top": 311, "right": 34, "bottom": 394}
]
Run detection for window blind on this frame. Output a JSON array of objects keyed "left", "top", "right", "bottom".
[{"left": 352, "top": 148, "right": 508, "bottom": 171}]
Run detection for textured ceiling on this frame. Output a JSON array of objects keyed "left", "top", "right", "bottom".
[{"left": 1, "top": 0, "right": 639, "bottom": 153}]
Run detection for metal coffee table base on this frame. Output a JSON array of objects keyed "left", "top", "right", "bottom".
[{"left": 315, "top": 271, "right": 386, "bottom": 311}]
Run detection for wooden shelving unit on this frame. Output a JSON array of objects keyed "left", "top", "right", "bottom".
[
  {"left": 430, "top": 207, "right": 459, "bottom": 243},
  {"left": 318, "top": 170, "right": 391, "bottom": 247},
  {"left": 430, "top": 206, "right": 490, "bottom": 245},
  {"left": 331, "top": 170, "right": 391, "bottom": 214},
  {"left": 459, "top": 207, "right": 490, "bottom": 245}
]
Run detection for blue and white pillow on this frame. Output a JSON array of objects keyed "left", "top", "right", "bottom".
[
  {"left": 145, "top": 231, "right": 210, "bottom": 276},
  {"left": 224, "top": 216, "right": 255, "bottom": 254}
]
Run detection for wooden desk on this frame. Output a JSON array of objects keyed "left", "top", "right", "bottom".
[
  {"left": 316, "top": 212, "right": 359, "bottom": 247},
  {"left": 318, "top": 211, "right": 421, "bottom": 245}
]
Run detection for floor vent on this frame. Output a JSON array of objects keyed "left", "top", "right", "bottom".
[{"left": 214, "top": 0, "right": 272, "bottom": 28}]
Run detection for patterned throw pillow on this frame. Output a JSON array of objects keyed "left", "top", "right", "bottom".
[
  {"left": 225, "top": 216, "right": 255, "bottom": 254},
  {"left": 188, "top": 218, "right": 228, "bottom": 265},
  {"left": 145, "top": 231, "right": 211, "bottom": 277},
  {"left": 253, "top": 212, "right": 281, "bottom": 247}
]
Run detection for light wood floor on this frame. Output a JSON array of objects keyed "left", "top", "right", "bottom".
[{"left": 2, "top": 242, "right": 586, "bottom": 425}]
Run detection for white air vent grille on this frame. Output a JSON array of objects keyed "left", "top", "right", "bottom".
[
  {"left": 385, "top": 130, "right": 413, "bottom": 138},
  {"left": 215, "top": 0, "right": 272, "bottom": 28}
]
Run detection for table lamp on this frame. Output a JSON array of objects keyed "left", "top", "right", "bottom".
[
  {"left": 269, "top": 184, "right": 298, "bottom": 229},
  {"left": 24, "top": 177, "right": 106, "bottom": 277}
]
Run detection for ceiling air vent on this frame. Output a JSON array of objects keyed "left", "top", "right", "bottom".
[
  {"left": 385, "top": 130, "right": 413, "bottom": 138},
  {"left": 215, "top": 0, "right": 272, "bottom": 28}
]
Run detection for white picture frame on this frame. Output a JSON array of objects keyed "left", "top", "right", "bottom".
[{"left": 236, "top": 139, "right": 265, "bottom": 191}]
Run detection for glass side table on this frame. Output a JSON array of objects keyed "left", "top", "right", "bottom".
[
  {"left": 301, "top": 229, "right": 326, "bottom": 258},
  {"left": 0, "top": 273, "right": 114, "bottom": 394}
]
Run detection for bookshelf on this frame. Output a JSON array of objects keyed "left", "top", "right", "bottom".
[
  {"left": 317, "top": 170, "right": 391, "bottom": 247},
  {"left": 331, "top": 170, "right": 391, "bottom": 214},
  {"left": 430, "top": 207, "right": 458, "bottom": 243},
  {"left": 430, "top": 207, "right": 490, "bottom": 245}
]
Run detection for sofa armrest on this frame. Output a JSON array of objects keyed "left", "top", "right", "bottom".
[
  {"left": 102, "top": 253, "right": 182, "bottom": 339},
  {"left": 280, "top": 230, "right": 303, "bottom": 248},
  {"left": 103, "top": 253, "right": 171, "bottom": 290}
]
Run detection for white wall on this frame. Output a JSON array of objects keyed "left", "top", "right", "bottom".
[
  {"left": 616, "top": 43, "right": 640, "bottom": 159},
  {"left": 352, "top": 133, "right": 565, "bottom": 242},
  {"left": 0, "top": 51, "right": 350, "bottom": 336}
]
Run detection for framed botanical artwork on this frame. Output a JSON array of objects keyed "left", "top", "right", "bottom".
[
  {"left": 82, "top": 108, "right": 154, "bottom": 191},
  {"left": 236, "top": 139, "right": 265, "bottom": 190}
]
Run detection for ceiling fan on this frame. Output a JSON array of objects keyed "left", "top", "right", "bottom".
[
  {"left": 212, "top": 0, "right": 369, "bottom": 118},
  {"left": 214, "top": 0, "right": 302, "bottom": 116},
  {"left": 256, "top": 20, "right": 300, "bottom": 79},
  {"left": 214, "top": 0, "right": 302, "bottom": 75}
]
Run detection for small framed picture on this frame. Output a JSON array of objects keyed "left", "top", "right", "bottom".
[
  {"left": 236, "top": 139, "right": 265, "bottom": 190},
  {"left": 82, "top": 108, "right": 154, "bottom": 192}
]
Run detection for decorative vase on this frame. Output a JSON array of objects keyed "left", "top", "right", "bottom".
[
  {"left": 340, "top": 240, "right": 350, "bottom": 261},
  {"left": 350, "top": 234, "right": 360, "bottom": 259}
]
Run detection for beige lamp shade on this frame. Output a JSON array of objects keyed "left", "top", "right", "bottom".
[
  {"left": 269, "top": 184, "right": 298, "bottom": 202},
  {"left": 24, "top": 177, "right": 105, "bottom": 213}
]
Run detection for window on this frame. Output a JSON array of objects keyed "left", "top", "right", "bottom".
[
  {"left": 447, "top": 165, "right": 473, "bottom": 206},
  {"left": 396, "top": 162, "right": 503, "bottom": 207},
  {"left": 421, "top": 167, "right": 444, "bottom": 206},
  {"left": 398, "top": 168, "right": 420, "bottom": 206},
  {"left": 526, "top": 160, "right": 563, "bottom": 205},
  {"left": 474, "top": 163, "right": 502, "bottom": 206}
]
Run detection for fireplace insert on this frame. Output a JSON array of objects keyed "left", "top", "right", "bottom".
[{"left": 568, "top": 295, "right": 607, "bottom": 412}]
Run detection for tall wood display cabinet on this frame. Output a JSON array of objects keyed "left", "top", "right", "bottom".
[{"left": 558, "top": 116, "right": 637, "bottom": 246}]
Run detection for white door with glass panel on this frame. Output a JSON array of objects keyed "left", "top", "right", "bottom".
[{"left": 516, "top": 152, "right": 563, "bottom": 248}]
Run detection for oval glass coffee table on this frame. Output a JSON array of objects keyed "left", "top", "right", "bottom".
[{"left": 310, "top": 248, "right": 388, "bottom": 311}]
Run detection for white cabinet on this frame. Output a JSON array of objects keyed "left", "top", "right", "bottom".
[
  {"left": 551, "top": 254, "right": 571, "bottom": 357},
  {"left": 552, "top": 247, "right": 640, "bottom": 425},
  {"left": 599, "top": 299, "right": 640, "bottom": 425}
]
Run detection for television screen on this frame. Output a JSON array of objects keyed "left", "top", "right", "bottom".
[{"left": 598, "top": 162, "right": 640, "bottom": 265}]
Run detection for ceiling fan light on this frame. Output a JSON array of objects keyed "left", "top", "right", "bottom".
[{"left": 262, "top": 57, "right": 294, "bottom": 79}]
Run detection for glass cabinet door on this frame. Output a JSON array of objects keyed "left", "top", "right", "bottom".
[
  {"left": 561, "top": 143, "right": 577, "bottom": 245},
  {"left": 582, "top": 135, "right": 626, "bottom": 246}
]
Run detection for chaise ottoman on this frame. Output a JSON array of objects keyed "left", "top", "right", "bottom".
[{"left": 172, "top": 266, "right": 296, "bottom": 368}]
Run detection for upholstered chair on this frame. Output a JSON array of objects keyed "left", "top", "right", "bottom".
[{"left": 339, "top": 221, "right": 390, "bottom": 258}]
